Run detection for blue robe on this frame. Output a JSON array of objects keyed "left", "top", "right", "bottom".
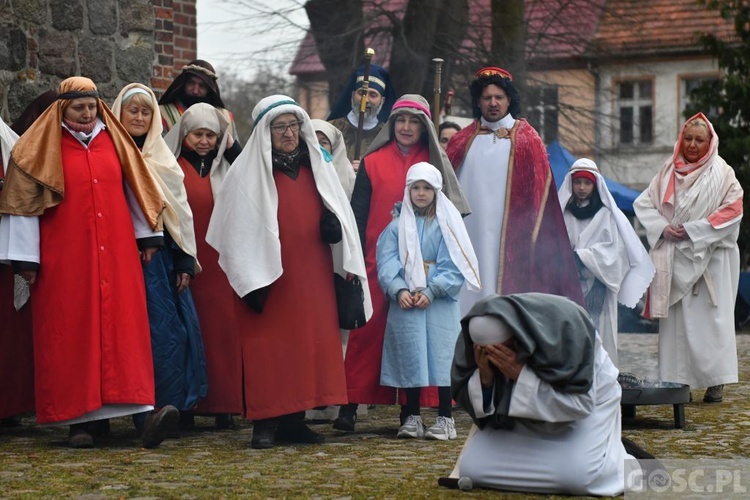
[
  {"left": 143, "top": 232, "right": 208, "bottom": 410},
  {"left": 376, "top": 215, "right": 464, "bottom": 388}
]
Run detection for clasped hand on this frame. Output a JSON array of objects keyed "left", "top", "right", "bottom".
[
  {"left": 398, "top": 290, "right": 431, "bottom": 310},
  {"left": 663, "top": 224, "right": 688, "bottom": 242},
  {"left": 474, "top": 341, "right": 524, "bottom": 388}
]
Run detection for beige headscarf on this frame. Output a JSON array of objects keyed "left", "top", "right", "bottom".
[
  {"left": 365, "top": 94, "right": 470, "bottom": 215},
  {"left": 112, "top": 83, "right": 200, "bottom": 273},
  {"left": 163, "top": 103, "right": 232, "bottom": 200},
  {"left": 311, "top": 118, "right": 355, "bottom": 198},
  {"left": 0, "top": 77, "right": 164, "bottom": 228},
  {"left": 0, "top": 117, "right": 19, "bottom": 173}
]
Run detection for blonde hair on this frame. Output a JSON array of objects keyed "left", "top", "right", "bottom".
[
  {"left": 123, "top": 92, "right": 154, "bottom": 111},
  {"left": 684, "top": 117, "right": 711, "bottom": 136}
]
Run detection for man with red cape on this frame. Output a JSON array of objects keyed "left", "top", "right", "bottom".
[{"left": 446, "top": 67, "right": 583, "bottom": 312}]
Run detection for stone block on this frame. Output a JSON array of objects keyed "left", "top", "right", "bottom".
[
  {"left": 38, "top": 29, "right": 77, "bottom": 78},
  {"left": 12, "top": 0, "right": 47, "bottom": 24},
  {"left": 0, "top": 25, "right": 27, "bottom": 71},
  {"left": 119, "top": 0, "right": 154, "bottom": 34},
  {"left": 88, "top": 0, "right": 117, "bottom": 35},
  {"left": 51, "top": 0, "right": 83, "bottom": 31},
  {"left": 8, "top": 80, "right": 56, "bottom": 122},
  {"left": 79, "top": 37, "right": 113, "bottom": 82},
  {"left": 115, "top": 43, "right": 153, "bottom": 83}
]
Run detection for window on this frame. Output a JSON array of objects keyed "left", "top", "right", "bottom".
[
  {"left": 616, "top": 80, "right": 653, "bottom": 145},
  {"left": 527, "top": 86, "right": 558, "bottom": 144},
  {"left": 681, "top": 76, "right": 719, "bottom": 119}
]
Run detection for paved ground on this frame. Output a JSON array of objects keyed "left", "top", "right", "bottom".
[{"left": 1, "top": 333, "right": 748, "bottom": 499}]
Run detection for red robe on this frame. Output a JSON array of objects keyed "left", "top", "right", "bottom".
[
  {"left": 0, "top": 158, "right": 34, "bottom": 419},
  {"left": 344, "top": 141, "right": 439, "bottom": 406},
  {"left": 33, "top": 131, "right": 154, "bottom": 424},
  {"left": 236, "top": 163, "right": 347, "bottom": 420},
  {"left": 178, "top": 157, "right": 243, "bottom": 414},
  {"left": 446, "top": 120, "right": 584, "bottom": 304}
]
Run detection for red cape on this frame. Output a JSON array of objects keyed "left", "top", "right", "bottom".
[{"left": 447, "top": 120, "right": 584, "bottom": 304}]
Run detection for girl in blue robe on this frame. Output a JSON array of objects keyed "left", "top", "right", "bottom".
[{"left": 376, "top": 162, "right": 480, "bottom": 441}]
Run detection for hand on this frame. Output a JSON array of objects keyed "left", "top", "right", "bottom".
[
  {"left": 484, "top": 342, "right": 524, "bottom": 381},
  {"left": 175, "top": 273, "right": 191, "bottom": 293},
  {"left": 226, "top": 132, "right": 234, "bottom": 148},
  {"left": 473, "top": 344, "right": 494, "bottom": 388},
  {"left": 19, "top": 270, "right": 37, "bottom": 285},
  {"left": 398, "top": 290, "right": 414, "bottom": 310},
  {"left": 662, "top": 225, "right": 687, "bottom": 242},
  {"left": 413, "top": 292, "right": 431, "bottom": 309},
  {"left": 351, "top": 160, "right": 360, "bottom": 173},
  {"left": 141, "top": 247, "right": 159, "bottom": 264}
]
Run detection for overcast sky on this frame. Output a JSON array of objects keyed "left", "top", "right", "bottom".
[{"left": 196, "top": 0, "right": 310, "bottom": 80}]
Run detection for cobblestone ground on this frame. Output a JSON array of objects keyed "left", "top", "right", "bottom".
[{"left": 1, "top": 333, "right": 748, "bottom": 499}]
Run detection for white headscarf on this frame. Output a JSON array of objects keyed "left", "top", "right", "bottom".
[
  {"left": 468, "top": 315, "right": 513, "bottom": 346},
  {"left": 163, "top": 102, "right": 232, "bottom": 199},
  {"left": 311, "top": 119, "right": 355, "bottom": 198},
  {"left": 399, "top": 162, "right": 480, "bottom": 292},
  {"left": 112, "top": 83, "right": 200, "bottom": 273},
  {"left": 0, "top": 117, "right": 19, "bottom": 173},
  {"left": 558, "top": 158, "right": 654, "bottom": 308},
  {"left": 205, "top": 95, "right": 372, "bottom": 320}
]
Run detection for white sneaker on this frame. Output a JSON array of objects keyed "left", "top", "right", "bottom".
[
  {"left": 397, "top": 415, "right": 424, "bottom": 438},
  {"left": 425, "top": 416, "right": 457, "bottom": 441}
]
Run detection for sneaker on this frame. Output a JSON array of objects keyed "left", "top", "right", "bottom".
[
  {"left": 425, "top": 416, "right": 457, "bottom": 441},
  {"left": 703, "top": 385, "right": 724, "bottom": 403},
  {"left": 397, "top": 415, "right": 424, "bottom": 439}
]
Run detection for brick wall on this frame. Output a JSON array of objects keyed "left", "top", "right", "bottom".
[{"left": 151, "top": 0, "right": 198, "bottom": 94}]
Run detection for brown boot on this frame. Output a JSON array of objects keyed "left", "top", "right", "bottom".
[
  {"left": 68, "top": 424, "right": 94, "bottom": 448},
  {"left": 703, "top": 385, "right": 724, "bottom": 403}
]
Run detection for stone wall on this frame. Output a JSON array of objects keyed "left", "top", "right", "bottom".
[{"left": 0, "top": 0, "right": 197, "bottom": 123}]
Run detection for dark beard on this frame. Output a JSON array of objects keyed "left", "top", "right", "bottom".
[{"left": 181, "top": 94, "right": 207, "bottom": 108}]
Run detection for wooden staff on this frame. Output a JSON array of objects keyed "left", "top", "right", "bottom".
[
  {"left": 432, "top": 58, "right": 444, "bottom": 131},
  {"left": 353, "top": 47, "right": 375, "bottom": 161}
]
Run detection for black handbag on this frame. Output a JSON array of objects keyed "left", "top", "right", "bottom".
[{"left": 334, "top": 273, "right": 367, "bottom": 330}]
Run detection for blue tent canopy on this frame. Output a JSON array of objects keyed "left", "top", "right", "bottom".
[{"left": 547, "top": 140, "right": 640, "bottom": 215}]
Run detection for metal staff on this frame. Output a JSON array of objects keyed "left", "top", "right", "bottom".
[
  {"left": 432, "top": 58, "right": 444, "bottom": 131},
  {"left": 353, "top": 47, "right": 375, "bottom": 161}
]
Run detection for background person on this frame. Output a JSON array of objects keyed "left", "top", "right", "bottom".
[
  {"left": 438, "top": 121, "right": 461, "bottom": 151},
  {"left": 312, "top": 118, "right": 355, "bottom": 198},
  {"left": 634, "top": 112, "right": 743, "bottom": 403}
]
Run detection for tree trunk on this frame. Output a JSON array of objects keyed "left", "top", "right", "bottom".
[
  {"left": 305, "top": 0, "right": 365, "bottom": 105},
  {"left": 491, "top": 0, "right": 527, "bottom": 109}
]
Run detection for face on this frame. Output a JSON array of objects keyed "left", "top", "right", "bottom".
[
  {"left": 410, "top": 180, "right": 436, "bottom": 210},
  {"left": 64, "top": 97, "right": 98, "bottom": 124},
  {"left": 439, "top": 127, "right": 458, "bottom": 150},
  {"left": 184, "top": 76, "right": 209, "bottom": 98},
  {"left": 394, "top": 114, "right": 424, "bottom": 148},
  {"left": 184, "top": 128, "right": 218, "bottom": 156},
  {"left": 316, "top": 131, "right": 332, "bottom": 154},
  {"left": 572, "top": 178, "right": 596, "bottom": 202},
  {"left": 479, "top": 84, "right": 510, "bottom": 122},
  {"left": 270, "top": 113, "right": 301, "bottom": 154},
  {"left": 121, "top": 102, "right": 153, "bottom": 137},
  {"left": 351, "top": 88, "right": 384, "bottom": 119},
  {"left": 682, "top": 125, "right": 711, "bottom": 163}
]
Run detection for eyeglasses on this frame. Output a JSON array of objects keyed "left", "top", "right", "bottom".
[{"left": 270, "top": 120, "right": 302, "bottom": 135}]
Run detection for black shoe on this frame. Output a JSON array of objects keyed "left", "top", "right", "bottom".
[
  {"left": 68, "top": 424, "right": 94, "bottom": 449},
  {"left": 276, "top": 420, "right": 325, "bottom": 444},
  {"left": 141, "top": 405, "right": 180, "bottom": 449},
  {"left": 332, "top": 404, "right": 357, "bottom": 432},
  {"left": 251, "top": 419, "right": 277, "bottom": 449},
  {"left": 215, "top": 413, "right": 236, "bottom": 430},
  {"left": 88, "top": 418, "right": 111, "bottom": 437},
  {"left": 179, "top": 412, "right": 195, "bottom": 431},
  {"left": 0, "top": 416, "right": 22, "bottom": 427}
]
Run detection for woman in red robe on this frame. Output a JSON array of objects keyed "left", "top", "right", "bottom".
[
  {"left": 205, "top": 95, "right": 370, "bottom": 449},
  {"left": 337, "top": 94, "right": 468, "bottom": 432},
  {"left": 164, "top": 103, "right": 243, "bottom": 429}
]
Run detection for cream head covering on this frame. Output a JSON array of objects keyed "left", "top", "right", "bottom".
[
  {"left": 0, "top": 117, "right": 19, "bottom": 172},
  {"left": 365, "top": 94, "right": 470, "bottom": 216},
  {"left": 205, "top": 95, "right": 372, "bottom": 320},
  {"left": 468, "top": 314, "right": 513, "bottom": 346},
  {"left": 311, "top": 118, "right": 355, "bottom": 198},
  {"left": 399, "top": 162, "right": 480, "bottom": 292},
  {"left": 163, "top": 102, "right": 232, "bottom": 199},
  {"left": 113, "top": 83, "right": 200, "bottom": 273},
  {"left": 559, "top": 158, "right": 654, "bottom": 308}
]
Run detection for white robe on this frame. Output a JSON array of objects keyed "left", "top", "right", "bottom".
[
  {"left": 457, "top": 114, "right": 515, "bottom": 316},
  {"left": 455, "top": 336, "right": 629, "bottom": 496},
  {"left": 635, "top": 194, "right": 740, "bottom": 388},
  {"left": 563, "top": 208, "right": 630, "bottom": 366}
]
